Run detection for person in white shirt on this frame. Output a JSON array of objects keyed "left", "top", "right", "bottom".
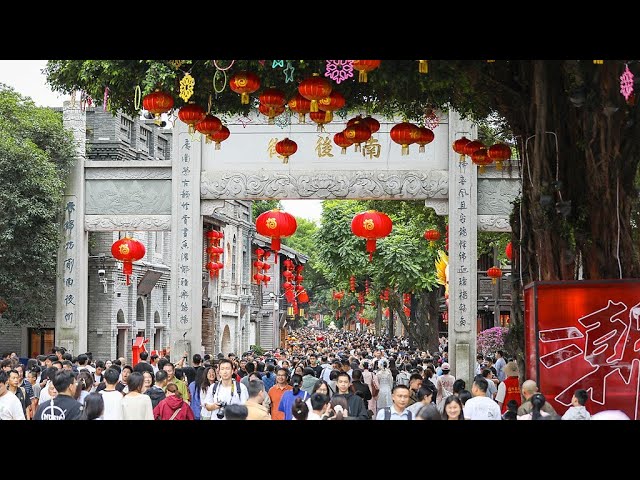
[
  {"left": 463, "top": 377, "right": 501, "bottom": 420},
  {"left": 202, "top": 358, "right": 248, "bottom": 420},
  {"left": 99, "top": 367, "right": 124, "bottom": 420},
  {"left": 376, "top": 384, "right": 413, "bottom": 420},
  {"left": 0, "top": 370, "right": 26, "bottom": 420}
]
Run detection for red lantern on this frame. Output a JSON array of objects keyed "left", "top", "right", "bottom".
[
  {"left": 295, "top": 265, "right": 304, "bottom": 273},
  {"left": 178, "top": 103, "right": 206, "bottom": 134},
  {"left": 318, "top": 91, "right": 346, "bottom": 123},
  {"left": 195, "top": 114, "right": 222, "bottom": 142},
  {"left": 229, "top": 71, "right": 261, "bottom": 105},
  {"left": 275, "top": 138, "right": 297, "bottom": 164},
  {"left": 262, "top": 263, "right": 271, "bottom": 271},
  {"left": 288, "top": 94, "right": 312, "bottom": 123},
  {"left": 351, "top": 210, "right": 393, "bottom": 261},
  {"left": 255, "top": 209, "right": 297, "bottom": 262},
  {"left": 262, "top": 275, "right": 271, "bottom": 286},
  {"left": 349, "top": 275, "right": 356, "bottom": 292},
  {"left": 390, "top": 122, "right": 419, "bottom": 155},
  {"left": 142, "top": 90, "right": 174, "bottom": 124},
  {"left": 259, "top": 103, "right": 285, "bottom": 124},
  {"left": 361, "top": 116, "right": 380, "bottom": 134},
  {"left": 282, "top": 281, "right": 293, "bottom": 290},
  {"left": 209, "top": 125, "right": 230, "bottom": 150},
  {"left": 298, "top": 73, "right": 332, "bottom": 113},
  {"left": 295, "top": 274, "right": 304, "bottom": 283},
  {"left": 343, "top": 120, "right": 371, "bottom": 152},
  {"left": 333, "top": 291, "right": 345, "bottom": 306},
  {"left": 298, "top": 290, "right": 309, "bottom": 303},
  {"left": 309, "top": 111, "right": 331, "bottom": 132},
  {"left": 111, "top": 237, "right": 146, "bottom": 286},
  {"left": 352, "top": 60, "right": 381, "bottom": 83},
  {"left": 283, "top": 270, "right": 294, "bottom": 280},
  {"left": 259, "top": 87, "right": 286, "bottom": 109},
  {"left": 256, "top": 247, "right": 265, "bottom": 258},
  {"left": 506, "top": 242, "right": 513, "bottom": 262},
  {"left": 416, "top": 127, "right": 435, "bottom": 153},
  {"left": 463, "top": 140, "right": 485, "bottom": 157},
  {"left": 487, "top": 266, "right": 502, "bottom": 284},
  {"left": 253, "top": 260, "right": 264, "bottom": 269},
  {"left": 283, "top": 259, "right": 294, "bottom": 270},
  {"left": 471, "top": 147, "right": 493, "bottom": 174},
  {"left": 207, "top": 261, "right": 221, "bottom": 279},
  {"left": 285, "top": 290, "right": 296, "bottom": 303},
  {"left": 253, "top": 273, "right": 265, "bottom": 284},
  {"left": 452, "top": 136, "right": 471, "bottom": 162},
  {"left": 488, "top": 143, "right": 512, "bottom": 170},
  {"left": 423, "top": 229, "right": 441, "bottom": 246}
]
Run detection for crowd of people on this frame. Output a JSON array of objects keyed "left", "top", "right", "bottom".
[{"left": 0, "top": 327, "right": 620, "bottom": 420}]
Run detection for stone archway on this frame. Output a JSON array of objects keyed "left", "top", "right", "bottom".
[{"left": 221, "top": 324, "right": 231, "bottom": 357}]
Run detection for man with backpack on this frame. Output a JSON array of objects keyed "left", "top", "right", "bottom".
[
  {"left": 375, "top": 384, "right": 413, "bottom": 420},
  {"left": 202, "top": 358, "right": 248, "bottom": 420}
]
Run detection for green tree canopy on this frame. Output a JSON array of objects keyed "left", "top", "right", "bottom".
[{"left": 0, "top": 84, "right": 75, "bottom": 326}]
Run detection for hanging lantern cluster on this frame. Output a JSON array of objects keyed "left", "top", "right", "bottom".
[
  {"left": 453, "top": 137, "right": 495, "bottom": 174},
  {"left": 255, "top": 209, "right": 297, "bottom": 263},
  {"left": 298, "top": 73, "right": 332, "bottom": 113},
  {"left": 358, "top": 291, "right": 365, "bottom": 306},
  {"left": 424, "top": 228, "right": 441, "bottom": 246},
  {"left": 333, "top": 290, "right": 345, "bottom": 307},
  {"left": 111, "top": 237, "right": 146, "bottom": 286},
  {"left": 379, "top": 287, "right": 390, "bottom": 304},
  {"left": 487, "top": 266, "right": 502, "bottom": 284},
  {"left": 403, "top": 293, "right": 412, "bottom": 317},
  {"left": 206, "top": 230, "right": 224, "bottom": 279},
  {"left": 334, "top": 115, "right": 378, "bottom": 153},
  {"left": 288, "top": 94, "right": 312, "bottom": 123},
  {"left": 351, "top": 210, "right": 393, "bottom": 261},
  {"left": 349, "top": 275, "right": 357, "bottom": 293},
  {"left": 253, "top": 248, "right": 271, "bottom": 285},
  {"left": 142, "top": 90, "right": 174, "bottom": 124}
]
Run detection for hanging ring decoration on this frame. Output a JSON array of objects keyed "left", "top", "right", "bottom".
[
  {"left": 207, "top": 94, "right": 212, "bottom": 114},
  {"left": 134, "top": 85, "right": 141, "bottom": 110},
  {"left": 213, "top": 60, "right": 235, "bottom": 71},
  {"left": 213, "top": 68, "right": 227, "bottom": 94}
]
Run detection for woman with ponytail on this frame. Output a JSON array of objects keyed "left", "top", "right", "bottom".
[
  {"left": 277, "top": 374, "right": 309, "bottom": 420},
  {"left": 291, "top": 397, "right": 309, "bottom": 420}
]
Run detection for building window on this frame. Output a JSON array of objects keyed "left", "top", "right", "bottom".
[
  {"left": 139, "top": 126, "right": 150, "bottom": 153},
  {"left": 242, "top": 249, "right": 247, "bottom": 285},
  {"left": 28, "top": 328, "right": 55, "bottom": 358},
  {"left": 157, "top": 136, "right": 168, "bottom": 159},
  {"left": 232, "top": 235, "right": 237, "bottom": 284},
  {"left": 120, "top": 116, "right": 133, "bottom": 143}
]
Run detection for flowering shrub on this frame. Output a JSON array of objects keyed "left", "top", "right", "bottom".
[{"left": 477, "top": 326, "right": 508, "bottom": 357}]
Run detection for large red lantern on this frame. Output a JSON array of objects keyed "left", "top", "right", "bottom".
[
  {"left": 195, "top": 114, "right": 222, "bottom": 142},
  {"left": 275, "top": 138, "right": 297, "bottom": 164},
  {"left": 416, "top": 127, "right": 435, "bottom": 153},
  {"left": 351, "top": 210, "right": 393, "bottom": 261},
  {"left": 309, "top": 111, "right": 331, "bottom": 132},
  {"left": 452, "top": 136, "right": 471, "bottom": 162},
  {"left": 390, "top": 122, "right": 419, "bottom": 155},
  {"left": 352, "top": 60, "right": 381, "bottom": 83},
  {"left": 488, "top": 143, "right": 512, "bottom": 170},
  {"left": 318, "top": 91, "right": 346, "bottom": 123},
  {"left": 298, "top": 73, "right": 332, "bottom": 113},
  {"left": 178, "top": 103, "right": 206, "bottom": 134},
  {"left": 343, "top": 119, "right": 371, "bottom": 152},
  {"left": 209, "top": 125, "right": 230, "bottom": 150},
  {"left": 424, "top": 229, "right": 441, "bottom": 246},
  {"left": 287, "top": 94, "right": 312, "bottom": 123},
  {"left": 111, "top": 237, "right": 146, "bottom": 286},
  {"left": 361, "top": 116, "right": 380, "bottom": 134},
  {"left": 255, "top": 209, "right": 297, "bottom": 262},
  {"left": 259, "top": 87, "right": 286, "bottom": 109},
  {"left": 471, "top": 147, "right": 493, "bottom": 174},
  {"left": 298, "top": 290, "right": 309, "bottom": 303},
  {"left": 333, "top": 131, "right": 353, "bottom": 154},
  {"left": 142, "top": 90, "right": 174, "bottom": 124},
  {"left": 463, "top": 140, "right": 485, "bottom": 157},
  {"left": 229, "top": 71, "right": 261, "bottom": 105},
  {"left": 258, "top": 103, "right": 285, "bottom": 124},
  {"left": 487, "top": 266, "right": 502, "bottom": 284},
  {"left": 505, "top": 242, "right": 513, "bottom": 262}
]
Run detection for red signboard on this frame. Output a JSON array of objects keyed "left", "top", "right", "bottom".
[{"left": 525, "top": 280, "right": 640, "bottom": 419}]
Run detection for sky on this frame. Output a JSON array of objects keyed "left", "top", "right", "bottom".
[{"left": 0, "top": 60, "right": 323, "bottom": 222}]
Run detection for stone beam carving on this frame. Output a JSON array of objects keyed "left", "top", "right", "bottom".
[
  {"left": 201, "top": 169, "right": 449, "bottom": 200},
  {"left": 85, "top": 215, "right": 172, "bottom": 231},
  {"left": 477, "top": 215, "right": 511, "bottom": 232},
  {"left": 85, "top": 167, "right": 172, "bottom": 180},
  {"left": 477, "top": 178, "right": 521, "bottom": 216},
  {"left": 201, "top": 200, "right": 227, "bottom": 216},
  {"left": 424, "top": 198, "right": 448, "bottom": 215},
  {"left": 85, "top": 179, "right": 172, "bottom": 215}
]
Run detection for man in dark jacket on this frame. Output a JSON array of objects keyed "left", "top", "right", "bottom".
[
  {"left": 351, "top": 369, "right": 372, "bottom": 403},
  {"left": 145, "top": 370, "right": 168, "bottom": 409},
  {"left": 34, "top": 369, "right": 82, "bottom": 420},
  {"left": 333, "top": 371, "right": 368, "bottom": 420}
]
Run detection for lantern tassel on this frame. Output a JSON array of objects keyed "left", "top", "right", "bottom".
[
  {"left": 419, "top": 145, "right": 426, "bottom": 153},
  {"left": 359, "top": 70, "right": 368, "bottom": 83},
  {"left": 310, "top": 100, "right": 319, "bottom": 112},
  {"left": 272, "top": 238, "right": 281, "bottom": 263},
  {"left": 215, "top": 142, "right": 221, "bottom": 150},
  {"left": 126, "top": 274, "right": 131, "bottom": 286},
  {"left": 241, "top": 92, "right": 249, "bottom": 104},
  {"left": 419, "top": 60, "right": 428, "bottom": 74},
  {"left": 366, "top": 239, "right": 377, "bottom": 262},
  {"left": 479, "top": 165, "right": 486, "bottom": 174},
  {"left": 324, "top": 111, "right": 333, "bottom": 123},
  {"left": 298, "top": 113, "right": 305, "bottom": 123},
  {"left": 496, "top": 160, "right": 503, "bottom": 170},
  {"left": 341, "top": 147, "right": 347, "bottom": 154},
  {"left": 402, "top": 144, "right": 409, "bottom": 155},
  {"left": 459, "top": 153, "right": 465, "bottom": 163}
]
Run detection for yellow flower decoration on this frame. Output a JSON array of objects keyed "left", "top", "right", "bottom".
[{"left": 179, "top": 73, "right": 195, "bottom": 102}]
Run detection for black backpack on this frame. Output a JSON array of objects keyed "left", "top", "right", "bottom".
[{"left": 210, "top": 380, "right": 242, "bottom": 400}]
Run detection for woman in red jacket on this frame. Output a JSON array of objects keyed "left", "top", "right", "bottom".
[{"left": 153, "top": 383, "right": 195, "bottom": 420}]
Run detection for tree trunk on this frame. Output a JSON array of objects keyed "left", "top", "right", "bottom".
[{"left": 389, "top": 290, "right": 439, "bottom": 352}]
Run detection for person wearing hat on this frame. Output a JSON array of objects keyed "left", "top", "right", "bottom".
[
  {"left": 495, "top": 361, "right": 521, "bottom": 414},
  {"left": 435, "top": 362, "right": 455, "bottom": 411}
]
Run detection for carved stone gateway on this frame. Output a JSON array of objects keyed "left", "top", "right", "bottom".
[{"left": 57, "top": 105, "right": 520, "bottom": 383}]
